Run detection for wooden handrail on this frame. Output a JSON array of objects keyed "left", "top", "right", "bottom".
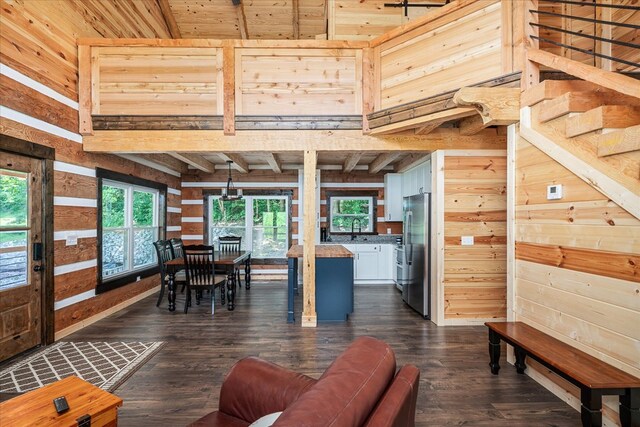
[{"left": 527, "top": 48, "right": 640, "bottom": 99}]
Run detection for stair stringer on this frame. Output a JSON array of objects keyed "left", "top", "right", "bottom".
[{"left": 519, "top": 106, "right": 640, "bottom": 221}]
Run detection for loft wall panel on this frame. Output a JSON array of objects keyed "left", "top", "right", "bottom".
[
  {"left": 514, "top": 137, "right": 640, "bottom": 425},
  {"left": 379, "top": 1, "right": 502, "bottom": 109}
]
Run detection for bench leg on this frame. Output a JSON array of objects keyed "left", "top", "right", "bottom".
[
  {"left": 581, "top": 388, "right": 602, "bottom": 427},
  {"left": 514, "top": 347, "right": 527, "bottom": 374},
  {"left": 620, "top": 389, "right": 639, "bottom": 427},
  {"left": 488, "top": 329, "right": 501, "bottom": 375}
]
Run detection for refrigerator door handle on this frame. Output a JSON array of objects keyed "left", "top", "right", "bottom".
[{"left": 405, "top": 211, "right": 412, "bottom": 265}]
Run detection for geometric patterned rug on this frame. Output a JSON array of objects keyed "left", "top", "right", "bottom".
[{"left": 0, "top": 341, "right": 164, "bottom": 393}]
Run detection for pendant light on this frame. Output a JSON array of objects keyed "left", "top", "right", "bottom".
[{"left": 221, "top": 160, "right": 243, "bottom": 201}]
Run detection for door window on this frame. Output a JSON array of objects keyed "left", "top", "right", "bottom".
[{"left": 0, "top": 169, "right": 29, "bottom": 290}]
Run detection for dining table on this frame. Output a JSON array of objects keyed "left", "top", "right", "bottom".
[{"left": 164, "top": 250, "right": 251, "bottom": 312}]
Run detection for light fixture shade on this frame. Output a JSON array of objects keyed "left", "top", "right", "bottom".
[{"left": 221, "top": 160, "right": 242, "bottom": 200}]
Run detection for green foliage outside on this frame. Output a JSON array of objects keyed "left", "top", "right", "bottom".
[
  {"left": 102, "top": 185, "right": 155, "bottom": 228},
  {"left": 0, "top": 173, "right": 28, "bottom": 228},
  {"left": 330, "top": 198, "right": 372, "bottom": 232}
]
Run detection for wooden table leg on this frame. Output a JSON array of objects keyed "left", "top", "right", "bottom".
[
  {"left": 245, "top": 256, "right": 251, "bottom": 290},
  {"left": 620, "top": 389, "right": 639, "bottom": 427},
  {"left": 514, "top": 347, "right": 527, "bottom": 374},
  {"left": 221, "top": 280, "right": 226, "bottom": 306},
  {"left": 227, "top": 267, "right": 235, "bottom": 311},
  {"left": 581, "top": 388, "right": 603, "bottom": 427},
  {"left": 489, "top": 329, "right": 501, "bottom": 375},
  {"left": 167, "top": 270, "right": 176, "bottom": 312}
]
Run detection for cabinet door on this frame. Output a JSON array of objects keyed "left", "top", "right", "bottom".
[
  {"left": 356, "top": 248, "right": 380, "bottom": 280},
  {"left": 379, "top": 244, "right": 394, "bottom": 280},
  {"left": 384, "top": 173, "right": 403, "bottom": 222}
]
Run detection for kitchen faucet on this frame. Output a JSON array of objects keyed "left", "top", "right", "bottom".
[{"left": 351, "top": 218, "right": 362, "bottom": 240}]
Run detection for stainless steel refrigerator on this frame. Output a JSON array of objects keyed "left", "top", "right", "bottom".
[{"left": 401, "top": 193, "right": 430, "bottom": 319}]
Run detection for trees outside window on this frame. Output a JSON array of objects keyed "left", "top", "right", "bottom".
[
  {"left": 329, "top": 196, "right": 374, "bottom": 233},
  {"left": 209, "top": 196, "right": 288, "bottom": 258}
]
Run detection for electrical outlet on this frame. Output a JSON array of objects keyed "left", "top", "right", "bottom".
[
  {"left": 387, "top": 228, "right": 392, "bottom": 234},
  {"left": 461, "top": 236, "right": 474, "bottom": 246},
  {"left": 65, "top": 235, "right": 78, "bottom": 246}
]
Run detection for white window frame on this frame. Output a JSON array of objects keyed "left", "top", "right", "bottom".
[
  {"left": 329, "top": 196, "right": 374, "bottom": 233},
  {"left": 208, "top": 195, "right": 289, "bottom": 258},
  {"left": 102, "top": 180, "right": 160, "bottom": 279}
]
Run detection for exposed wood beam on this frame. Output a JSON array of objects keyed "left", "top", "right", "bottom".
[
  {"left": 217, "top": 153, "right": 250, "bottom": 173},
  {"left": 453, "top": 87, "right": 520, "bottom": 127},
  {"left": 83, "top": 129, "right": 507, "bottom": 153},
  {"left": 223, "top": 41, "right": 235, "bottom": 135},
  {"left": 138, "top": 153, "right": 189, "bottom": 174},
  {"left": 157, "top": 0, "right": 181, "bottom": 38},
  {"left": 394, "top": 153, "right": 432, "bottom": 173},
  {"left": 415, "top": 122, "right": 442, "bottom": 135},
  {"left": 168, "top": 152, "right": 216, "bottom": 173},
  {"left": 235, "top": 1, "right": 249, "bottom": 39},
  {"left": 369, "top": 107, "right": 477, "bottom": 135},
  {"left": 293, "top": 0, "right": 300, "bottom": 39},
  {"left": 369, "top": 152, "right": 401, "bottom": 174},
  {"left": 458, "top": 115, "right": 489, "bottom": 136},
  {"left": 264, "top": 153, "right": 282, "bottom": 173},
  {"left": 343, "top": 153, "right": 362, "bottom": 173}
]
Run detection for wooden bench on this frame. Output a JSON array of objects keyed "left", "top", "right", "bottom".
[{"left": 485, "top": 322, "right": 640, "bottom": 427}]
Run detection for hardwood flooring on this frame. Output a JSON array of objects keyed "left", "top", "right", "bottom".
[{"left": 58, "top": 283, "right": 579, "bottom": 425}]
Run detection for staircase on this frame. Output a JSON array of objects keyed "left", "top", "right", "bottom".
[{"left": 520, "top": 79, "right": 640, "bottom": 220}]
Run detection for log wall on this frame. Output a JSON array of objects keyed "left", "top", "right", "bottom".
[
  {"left": 514, "top": 137, "right": 640, "bottom": 425},
  {"left": 0, "top": 0, "right": 180, "bottom": 336}
]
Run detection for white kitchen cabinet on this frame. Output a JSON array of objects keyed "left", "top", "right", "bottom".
[
  {"left": 384, "top": 173, "right": 403, "bottom": 222},
  {"left": 401, "top": 159, "right": 432, "bottom": 197},
  {"left": 344, "top": 244, "right": 394, "bottom": 284}
]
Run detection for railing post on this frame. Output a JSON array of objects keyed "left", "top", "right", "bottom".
[{"left": 515, "top": 0, "right": 540, "bottom": 91}]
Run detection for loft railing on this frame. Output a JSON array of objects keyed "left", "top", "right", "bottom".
[{"left": 530, "top": 0, "right": 640, "bottom": 71}]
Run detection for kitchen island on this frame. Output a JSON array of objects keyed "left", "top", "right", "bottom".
[{"left": 286, "top": 245, "right": 354, "bottom": 323}]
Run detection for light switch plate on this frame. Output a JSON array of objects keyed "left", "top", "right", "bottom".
[
  {"left": 65, "top": 235, "right": 78, "bottom": 246},
  {"left": 547, "top": 184, "right": 563, "bottom": 200},
  {"left": 461, "top": 236, "right": 474, "bottom": 246}
]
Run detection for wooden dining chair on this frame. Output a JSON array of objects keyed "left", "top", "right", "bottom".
[
  {"left": 217, "top": 236, "right": 242, "bottom": 289},
  {"left": 153, "top": 239, "right": 186, "bottom": 307},
  {"left": 170, "top": 237, "right": 184, "bottom": 259},
  {"left": 183, "top": 245, "right": 226, "bottom": 314}
]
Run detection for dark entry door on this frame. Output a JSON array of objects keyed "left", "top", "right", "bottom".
[{"left": 0, "top": 152, "right": 44, "bottom": 361}]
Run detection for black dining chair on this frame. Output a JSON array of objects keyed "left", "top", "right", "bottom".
[
  {"left": 170, "top": 237, "right": 184, "bottom": 259},
  {"left": 183, "top": 245, "right": 227, "bottom": 314},
  {"left": 217, "top": 236, "right": 242, "bottom": 290},
  {"left": 153, "top": 239, "right": 186, "bottom": 307}
]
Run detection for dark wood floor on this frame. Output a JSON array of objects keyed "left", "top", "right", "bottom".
[{"left": 63, "top": 282, "right": 579, "bottom": 426}]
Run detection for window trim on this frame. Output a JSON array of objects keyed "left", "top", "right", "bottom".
[
  {"left": 203, "top": 189, "right": 292, "bottom": 264},
  {"left": 326, "top": 190, "right": 378, "bottom": 236},
  {"left": 96, "top": 168, "right": 167, "bottom": 294}
]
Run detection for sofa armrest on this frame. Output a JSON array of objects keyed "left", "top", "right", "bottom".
[{"left": 219, "top": 356, "right": 317, "bottom": 423}]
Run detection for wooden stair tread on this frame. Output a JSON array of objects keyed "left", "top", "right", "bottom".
[
  {"left": 538, "top": 91, "right": 605, "bottom": 123},
  {"left": 521, "top": 80, "right": 601, "bottom": 107},
  {"left": 566, "top": 105, "right": 640, "bottom": 138},
  {"left": 485, "top": 321, "right": 640, "bottom": 389},
  {"left": 597, "top": 124, "right": 640, "bottom": 157}
]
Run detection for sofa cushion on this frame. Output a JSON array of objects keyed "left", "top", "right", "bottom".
[
  {"left": 274, "top": 336, "right": 396, "bottom": 427},
  {"left": 188, "top": 411, "right": 249, "bottom": 427}
]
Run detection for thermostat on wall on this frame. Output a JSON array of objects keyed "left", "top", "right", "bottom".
[{"left": 547, "top": 184, "right": 563, "bottom": 200}]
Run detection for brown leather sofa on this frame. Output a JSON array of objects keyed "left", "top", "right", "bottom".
[{"left": 189, "top": 336, "right": 420, "bottom": 427}]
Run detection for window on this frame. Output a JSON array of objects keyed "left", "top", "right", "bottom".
[
  {"left": 327, "top": 192, "right": 377, "bottom": 234},
  {"left": 97, "top": 169, "right": 166, "bottom": 293},
  {"left": 0, "top": 169, "right": 28, "bottom": 290},
  {"left": 208, "top": 194, "right": 289, "bottom": 259}
]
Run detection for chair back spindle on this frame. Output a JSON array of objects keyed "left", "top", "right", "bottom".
[
  {"left": 170, "top": 238, "right": 184, "bottom": 259},
  {"left": 184, "top": 245, "right": 216, "bottom": 287},
  {"left": 218, "top": 236, "right": 241, "bottom": 253}
]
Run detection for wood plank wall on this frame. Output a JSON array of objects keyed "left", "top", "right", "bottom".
[
  {"left": 320, "top": 170, "right": 402, "bottom": 235},
  {"left": 377, "top": 0, "right": 503, "bottom": 109},
  {"left": 0, "top": 0, "right": 181, "bottom": 335},
  {"left": 442, "top": 154, "right": 507, "bottom": 323},
  {"left": 236, "top": 48, "right": 362, "bottom": 115},
  {"left": 97, "top": 47, "right": 221, "bottom": 116},
  {"left": 514, "top": 137, "right": 640, "bottom": 424}
]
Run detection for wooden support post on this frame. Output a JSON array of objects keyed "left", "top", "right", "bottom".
[
  {"left": 302, "top": 150, "right": 317, "bottom": 327},
  {"left": 514, "top": 0, "right": 540, "bottom": 91},
  {"left": 362, "top": 47, "right": 375, "bottom": 134},
  {"left": 501, "top": 0, "right": 514, "bottom": 73},
  {"left": 223, "top": 41, "right": 235, "bottom": 135},
  {"left": 78, "top": 45, "right": 92, "bottom": 135},
  {"left": 595, "top": 0, "right": 613, "bottom": 72}
]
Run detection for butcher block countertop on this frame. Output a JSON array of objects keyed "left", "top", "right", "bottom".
[{"left": 286, "top": 244, "right": 354, "bottom": 258}]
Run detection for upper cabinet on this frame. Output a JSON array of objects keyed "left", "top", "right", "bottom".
[
  {"left": 384, "top": 173, "right": 403, "bottom": 222},
  {"left": 401, "top": 159, "right": 432, "bottom": 198}
]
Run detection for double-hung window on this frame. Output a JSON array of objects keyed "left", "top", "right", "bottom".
[
  {"left": 97, "top": 169, "right": 166, "bottom": 293},
  {"left": 207, "top": 194, "right": 289, "bottom": 259}
]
